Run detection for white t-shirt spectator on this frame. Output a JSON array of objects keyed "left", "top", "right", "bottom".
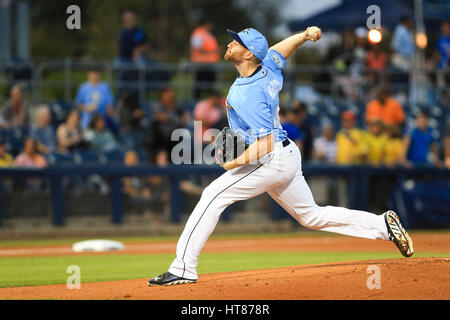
[
  {"left": 390, "top": 23, "right": 414, "bottom": 71},
  {"left": 391, "top": 24, "right": 414, "bottom": 58},
  {"left": 313, "top": 136, "right": 337, "bottom": 163}
]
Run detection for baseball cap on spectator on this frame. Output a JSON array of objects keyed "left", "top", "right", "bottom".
[
  {"left": 342, "top": 110, "right": 357, "bottom": 121},
  {"left": 227, "top": 28, "right": 268, "bottom": 61}
]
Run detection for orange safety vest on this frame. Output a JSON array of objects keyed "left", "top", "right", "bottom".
[{"left": 190, "top": 27, "right": 220, "bottom": 63}]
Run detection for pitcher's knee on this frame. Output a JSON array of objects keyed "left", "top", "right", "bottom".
[
  {"left": 201, "top": 183, "right": 221, "bottom": 200},
  {"left": 295, "top": 205, "right": 325, "bottom": 230},
  {"left": 199, "top": 184, "right": 233, "bottom": 212}
]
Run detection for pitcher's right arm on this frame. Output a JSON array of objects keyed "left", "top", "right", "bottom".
[{"left": 270, "top": 26, "right": 322, "bottom": 60}]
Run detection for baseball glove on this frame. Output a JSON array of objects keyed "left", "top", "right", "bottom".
[{"left": 214, "top": 127, "right": 249, "bottom": 165}]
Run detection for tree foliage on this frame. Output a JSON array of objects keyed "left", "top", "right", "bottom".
[{"left": 30, "top": 0, "right": 283, "bottom": 61}]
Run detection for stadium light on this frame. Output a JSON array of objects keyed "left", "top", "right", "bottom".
[
  {"left": 367, "top": 29, "right": 382, "bottom": 44},
  {"left": 416, "top": 31, "right": 427, "bottom": 49}
]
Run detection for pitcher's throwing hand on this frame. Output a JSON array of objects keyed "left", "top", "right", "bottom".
[{"left": 305, "top": 26, "right": 322, "bottom": 42}]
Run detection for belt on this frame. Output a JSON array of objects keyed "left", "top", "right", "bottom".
[{"left": 282, "top": 139, "right": 290, "bottom": 148}]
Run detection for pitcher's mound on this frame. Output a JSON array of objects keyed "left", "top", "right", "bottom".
[{"left": 0, "top": 257, "right": 448, "bottom": 299}]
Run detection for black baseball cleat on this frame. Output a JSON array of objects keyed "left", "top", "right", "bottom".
[
  {"left": 147, "top": 272, "right": 197, "bottom": 286},
  {"left": 384, "top": 210, "right": 414, "bottom": 257}
]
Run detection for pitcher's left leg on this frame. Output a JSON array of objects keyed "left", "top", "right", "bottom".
[
  {"left": 269, "top": 171, "right": 389, "bottom": 241},
  {"left": 269, "top": 171, "right": 414, "bottom": 256}
]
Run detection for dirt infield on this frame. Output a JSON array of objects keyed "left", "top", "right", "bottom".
[
  {"left": 0, "top": 233, "right": 449, "bottom": 299},
  {"left": 0, "top": 258, "right": 448, "bottom": 299}
]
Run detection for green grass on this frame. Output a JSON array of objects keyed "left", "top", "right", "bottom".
[
  {"left": 0, "top": 251, "right": 448, "bottom": 288},
  {"left": 1, "top": 231, "right": 448, "bottom": 288},
  {"left": 1, "top": 229, "right": 449, "bottom": 248},
  {"left": 0, "top": 231, "right": 339, "bottom": 248}
]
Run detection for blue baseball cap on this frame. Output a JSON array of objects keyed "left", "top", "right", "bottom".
[{"left": 227, "top": 28, "right": 268, "bottom": 61}]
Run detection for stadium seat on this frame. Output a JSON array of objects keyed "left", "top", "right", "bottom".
[
  {"left": 46, "top": 152, "right": 74, "bottom": 166},
  {"left": 98, "top": 149, "right": 124, "bottom": 165},
  {"left": 431, "top": 129, "right": 441, "bottom": 140},
  {"left": 429, "top": 118, "right": 439, "bottom": 129},
  {"left": 50, "top": 100, "right": 73, "bottom": 127},
  {"left": 431, "top": 105, "right": 443, "bottom": 117},
  {"left": 307, "top": 104, "right": 320, "bottom": 116},
  {"left": 1, "top": 127, "right": 29, "bottom": 156},
  {"left": 72, "top": 150, "right": 99, "bottom": 165},
  {"left": 135, "top": 147, "right": 149, "bottom": 163},
  {"left": 120, "top": 131, "right": 143, "bottom": 150},
  {"left": 325, "top": 104, "right": 340, "bottom": 117}
]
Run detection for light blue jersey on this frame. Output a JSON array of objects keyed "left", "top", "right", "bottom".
[
  {"left": 225, "top": 49, "right": 288, "bottom": 144},
  {"left": 75, "top": 82, "right": 115, "bottom": 128}
]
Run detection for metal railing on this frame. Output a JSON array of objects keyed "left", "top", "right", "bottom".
[
  {"left": 0, "top": 164, "right": 448, "bottom": 228},
  {"left": 2, "top": 58, "right": 446, "bottom": 105}
]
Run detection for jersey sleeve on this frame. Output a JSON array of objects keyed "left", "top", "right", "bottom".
[{"left": 262, "top": 49, "right": 286, "bottom": 71}]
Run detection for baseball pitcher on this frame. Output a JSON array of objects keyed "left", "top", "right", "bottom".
[{"left": 148, "top": 26, "right": 414, "bottom": 286}]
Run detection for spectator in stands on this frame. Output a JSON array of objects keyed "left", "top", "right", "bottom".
[
  {"left": 31, "top": 105, "right": 56, "bottom": 154},
  {"left": 402, "top": 111, "right": 440, "bottom": 167},
  {"left": 291, "top": 101, "right": 315, "bottom": 161},
  {"left": 134, "top": 148, "right": 202, "bottom": 220},
  {"left": 384, "top": 125, "right": 404, "bottom": 167},
  {"left": 348, "top": 27, "right": 368, "bottom": 100},
  {"left": 0, "top": 141, "right": 14, "bottom": 167},
  {"left": 190, "top": 19, "right": 220, "bottom": 99},
  {"left": 75, "top": 66, "right": 115, "bottom": 130},
  {"left": 436, "top": 21, "right": 450, "bottom": 70},
  {"left": 336, "top": 111, "right": 368, "bottom": 165},
  {"left": 390, "top": 16, "right": 414, "bottom": 73},
  {"left": 123, "top": 150, "right": 151, "bottom": 203},
  {"left": 366, "top": 43, "right": 388, "bottom": 85},
  {"left": 145, "top": 87, "right": 190, "bottom": 158},
  {"left": 434, "top": 21, "right": 450, "bottom": 91},
  {"left": 118, "top": 10, "right": 148, "bottom": 62},
  {"left": 365, "top": 87, "right": 405, "bottom": 127},
  {"left": 147, "top": 149, "right": 171, "bottom": 218},
  {"left": 116, "top": 10, "right": 170, "bottom": 95},
  {"left": 117, "top": 90, "right": 144, "bottom": 133},
  {"left": 14, "top": 138, "right": 47, "bottom": 168},
  {"left": 279, "top": 107, "right": 303, "bottom": 150},
  {"left": 0, "top": 84, "right": 29, "bottom": 129},
  {"left": 334, "top": 27, "right": 368, "bottom": 101},
  {"left": 84, "top": 114, "right": 121, "bottom": 153},
  {"left": 364, "top": 118, "right": 388, "bottom": 166},
  {"left": 56, "top": 110, "right": 88, "bottom": 153},
  {"left": 193, "top": 91, "right": 224, "bottom": 144},
  {"left": 390, "top": 16, "right": 414, "bottom": 90},
  {"left": 444, "top": 130, "right": 450, "bottom": 169},
  {"left": 149, "top": 149, "right": 202, "bottom": 203},
  {"left": 327, "top": 28, "right": 355, "bottom": 96},
  {"left": 312, "top": 121, "right": 336, "bottom": 163}
]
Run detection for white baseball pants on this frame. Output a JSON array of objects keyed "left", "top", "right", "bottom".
[{"left": 168, "top": 139, "right": 389, "bottom": 280}]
